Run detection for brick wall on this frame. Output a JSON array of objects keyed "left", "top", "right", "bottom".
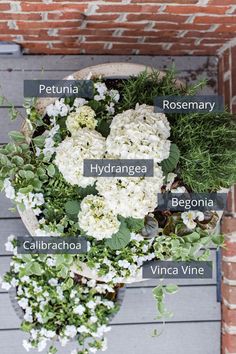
[{"left": 0, "top": 0, "right": 236, "bottom": 55}]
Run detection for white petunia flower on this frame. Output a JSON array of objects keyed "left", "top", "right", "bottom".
[
  {"left": 46, "top": 98, "right": 69, "bottom": 117},
  {"left": 94, "top": 82, "right": 107, "bottom": 101},
  {"left": 73, "top": 97, "right": 88, "bottom": 108}
]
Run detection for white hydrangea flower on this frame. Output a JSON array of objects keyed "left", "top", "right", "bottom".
[
  {"left": 54, "top": 129, "right": 106, "bottom": 187},
  {"left": 46, "top": 98, "right": 69, "bottom": 117},
  {"left": 96, "top": 165, "right": 163, "bottom": 219},
  {"left": 78, "top": 195, "right": 120, "bottom": 240},
  {"left": 181, "top": 211, "right": 205, "bottom": 230},
  {"left": 106, "top": 104, "right": 171, "bottom": 162},
  {"left": 66, "top": 106, "right": 97, "bottom": 135}
]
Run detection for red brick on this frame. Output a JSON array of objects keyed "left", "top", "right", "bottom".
[
  {"left": 85, "top": 36, "right": 138, "bottom": 43},
  {"left": 0, "top": 3, "right": 10, "bottom": 11},
  {"left": 127, "top": 14, "right": 188, "bottom": 22},
  {"left": 132, "top": 0, "right": 198, "bottom": 3},
  {"left": 222, "top": 333, "right": 236, "bottom": 353},
  {"left": 165, "top": 5, "right": 229, "bottom": 14},
  {"left": 21, "top": 3, "right": 87, "bottom": 12},
  {"left": 209, "top": 0, "right": 236, "bottom": 4},
  {"left": 0, "top": 13, "right": 42, "bottom": 21},
  {"left": 222, "top": 261, "right": 236, "bottom": 279},
  {"left": 16, "top": 21, "right": 82, "bottom": 30},
  {"left": 222, "top": 217, "right": 236, "bottom": 234},
  {"left": 47, "top": 12, "right": 86, "bottom": 21},
  {"left": 223, "top": 307, "right": 236, "bottom": 326},
  {"left": 153, "top": 23, "right": 211, "bottom": 30},
  {"left": 231, "top": 47, "right": 236, "bottom": 99},
  {"left": 86, "top": 22, "right": 147, "bottom": 30},
  {"left": 194, "top": 15, "right": 236, "bottom": 24},
  {"left": 97, "top": 4, "right": 161, "bottom": 13},
  {"left": 222, "top": 283, "right": 236, "bottom": 303}
]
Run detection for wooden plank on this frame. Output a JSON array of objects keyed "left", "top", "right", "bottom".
[
  {"left": 0, "top": 193, "right": 19, "bottom": 218},
  {"left": 0, "top": 57, "right": 217, "bottom": 106},
  {"left": 0, "top": 285, "right": 220, "bottom": 329},
  {"left": 0, "top": 322, "right": 220, "bottom": 354},
  {"left": 0, "top": 55, "right": 217, "bottom": 72},
  {"left": 0, "top": 219, "right": 28, "bottom": 255},
  {"left": 0, "top": 108, "right": 24, "bottom": 144}
]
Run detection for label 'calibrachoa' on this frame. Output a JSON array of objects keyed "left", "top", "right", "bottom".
[{"left": 0, "top": 67, "right": 236, "bottom": 354}]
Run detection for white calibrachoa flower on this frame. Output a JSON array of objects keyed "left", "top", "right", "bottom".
[
  {"left": 106, "top": 104, "right": 171, "bottom": 162},
  {"left": 96, "top": 165, "right": 164, "bottom": 219},
  {"left": 55, "top": 128, "right": 106, "bottom": 187},
  {"left": 73, "top": 304, "right": 86, "bottom": 315},
  {"left": 66, "top": 106, "right": 97, "bottom": 135},
  {"left": 181, "top": 211, "right": 205, "bottom": 230},
  {"left": 78, "top": 195, "right": 120, "bottom": 240}
]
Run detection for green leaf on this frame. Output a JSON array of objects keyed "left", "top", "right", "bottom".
[
  {"left": 161, "top": 143, "right": 180, "bottom": 175},
  {"left": 125, "top": 217, "right": 144, "bottom": 233},
  {"left": 105, "top": 219, "right": 131, "bottom": 250},
  {"left": 58, "top": 265, "right": 69, "bottom": 278},
  {"left": 19, "top": 185, "right": 33, "bottom": 194},
  {"left": 30, "top": 262, "right": 43, "bottom": 276},
  {"left": 165, "top": 284, "right": 179, "bottom": 294},
  {"left": 12, "top": 156, "right": 24, "bottom": 166},
  {"left": 47, "top": 164, "right": 56, "bottom": 177},
  {"left": 8, "top": 106, "right": 18, "bottom": 120},
  {"left": 33, "top": 136, "right": 46, "bottom": 148},
  {"left": 65, "top": 200, "right": 81, "bottom": 216},
  {"left": 183, "top": 231, "right": 200, "bottom": 243},
  {"left": 8, "top": 131, "right": 26, "bottom": 143}
]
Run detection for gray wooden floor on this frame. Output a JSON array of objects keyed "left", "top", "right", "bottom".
[{"left": 0, "top": 55, "right": 220, "bottom": 354}]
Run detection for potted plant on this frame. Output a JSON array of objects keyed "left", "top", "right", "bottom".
[{"left": 1, "top": 63, "right": 236, "bottom": 353}]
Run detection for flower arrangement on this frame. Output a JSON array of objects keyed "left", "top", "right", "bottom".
[{"left": 0, "top": 64, "right": 236, "bottom": 353}]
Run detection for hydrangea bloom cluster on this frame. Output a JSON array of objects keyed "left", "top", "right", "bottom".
[
  {"left": 78, "top": 195, "right": 120, "bottom": 240},
  {"left": 66, "top": 106, "right": 97, "bottom": 135},
  {"left": 106, "top": 104, "right": 171, "bottom": 161},
  {"left": 54, "top": 128, "right": 106, "bottom": 187}
]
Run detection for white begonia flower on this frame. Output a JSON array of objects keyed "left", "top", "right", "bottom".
[
  {"left": 73, "top": 97, "right": 88, "bottom": 108},
  {"left": 78, "top": 195, "right": 120, "bottom": 240},
  {"left": 46, "top": 98, "right": 69, "bottom": 117},
  {"left": 73, "top": 304, "right": 86, "bottom": 315},
  {"left": 66, "top": 106, "right": 97, "bottom": 135},
  {"left": 94, "top": 82, "right": 108, "bottom": 101},
  {"left": 3, "top": 178, "right": 15, "bottom": 199},
  {"left": 106, "top": 104, "right": 171, "bottom": 162},
  {"left": 64, "top": 325, "right": 77, "bottom": 338},
  {"left": 171, "top": 186, "right": 187, "bottom": 194},
  {"left": 22, "top": 339, "right": 32, "bottom": 352},
  {"left": 48, "top": 278, "right": 58, "bottom": 286},
  {"left": 55, "top": 129, "right": 106, "bottom": 187},
  {"left": 96, "top": 165, "right": 163, "bottom": 219},
  {"left": 181, "top": 211, "right": 205, "bottom": 230}
]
